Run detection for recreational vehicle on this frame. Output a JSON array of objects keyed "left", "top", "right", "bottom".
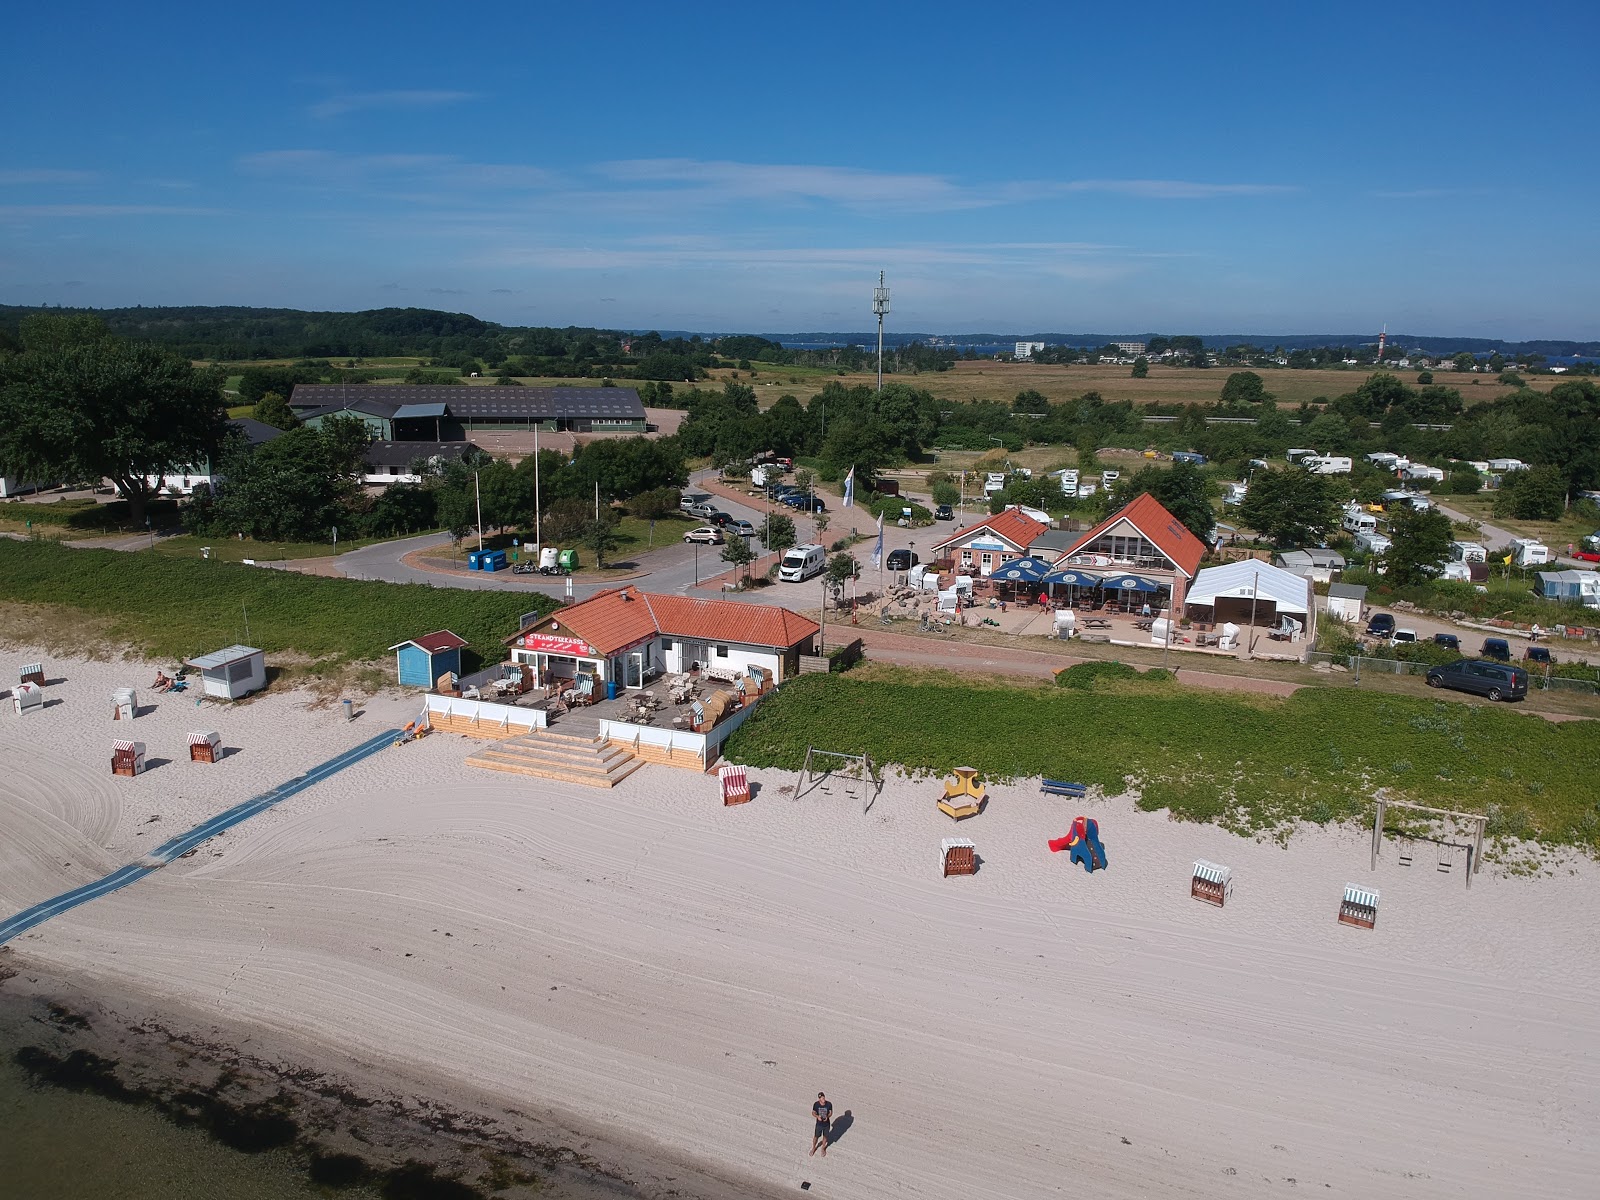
[
  {"left": 1450, "top": 541, "right": 1488, "bottom": 564},
  {"left": 1342, "top": 510, "right": 1378, "bottom": 536},
  {"left": 1510, "top": 538, "right": 1551, "bottom": 568},
  {"left": 779, "top": 543, "right": 826, "bottom": 582},
  {"left": 1304, "top": 455, "right": 1353, "bottom": 475}
]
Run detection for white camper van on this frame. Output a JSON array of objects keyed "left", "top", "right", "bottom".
[
  {"left": 779, "top": 543, "right": 827, "bottom": 582},
  {"left": 1342, "top": 510, "right": 1378, "bottom": 536},
  {"left": 1450, "top": 541, "right": 1487, "bottom": 564}
]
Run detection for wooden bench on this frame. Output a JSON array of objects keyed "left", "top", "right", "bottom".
[{"left": 1041, "top": 779, "right": 1087, "bottom": 798}]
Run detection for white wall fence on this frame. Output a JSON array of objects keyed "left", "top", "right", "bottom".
[
  {"left": 424, "top": 693, "right": 548, "bottom": 731},
  {"left": 596, "top": 695, "right": 760, "bottom": 767}
]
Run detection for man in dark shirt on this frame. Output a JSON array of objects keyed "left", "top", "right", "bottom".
[{"left": 810, "top": 1092, "right": 833, "bottom": 1157}]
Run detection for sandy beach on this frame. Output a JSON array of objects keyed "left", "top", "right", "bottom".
[{"left": 3, "top": 649, "right": 1598, "bottom": 1198}]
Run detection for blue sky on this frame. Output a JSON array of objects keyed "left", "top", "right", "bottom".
[{"left": 3, "top": 1, "right": 1597, "bottom": 339}]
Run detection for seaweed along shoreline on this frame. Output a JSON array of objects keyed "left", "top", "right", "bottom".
[{"left": 0, "top": 953, "right": 792, "bottom": 1200}]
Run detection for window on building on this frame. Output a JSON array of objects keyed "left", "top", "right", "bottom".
[{"left": 715, "top": 645, "right": 729, "bottom": 657}]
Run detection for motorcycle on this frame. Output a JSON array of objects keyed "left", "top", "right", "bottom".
[{"left": 512, "top": 562, "right": 536, "bottom": 575}]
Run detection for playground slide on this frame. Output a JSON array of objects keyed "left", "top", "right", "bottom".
[{"left": 1047, "top": 816, "right": 1107, "bottom": 873}]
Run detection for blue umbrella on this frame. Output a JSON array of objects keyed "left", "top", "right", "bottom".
[
  {"left": 991, "top": 556, "right": 1052, "bottom": 583},
  {"left": 1106, "top": 574, "right": 1160, "bottom": 592},
  {"left": 1042, "top": 568, "right": 1103, "bottom": 587}
]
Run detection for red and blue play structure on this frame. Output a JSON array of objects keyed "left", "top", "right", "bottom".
[{"left": 1048, "top": 815, "right": 1107, "bottom": 873}]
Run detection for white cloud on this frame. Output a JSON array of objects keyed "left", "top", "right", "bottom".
[{"left": 309, "top": 89, "right": 477, "bottom": 119}]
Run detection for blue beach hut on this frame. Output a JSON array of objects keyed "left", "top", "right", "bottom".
[{"left": 391, "top": 631, "right": 469, "bottom": 689}]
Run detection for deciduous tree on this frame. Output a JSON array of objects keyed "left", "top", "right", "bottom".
[
  {"left": 1236, "top": 467, "right": 1341, "bottom": 548},
  {"left": 1383, "top": 506, "right": 1454, "bottom": 587},
  {"left": 0, "top": 315, "right": 227, "bottom": 526}
]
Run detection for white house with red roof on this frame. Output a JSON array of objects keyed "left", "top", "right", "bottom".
[
  {"left": 1052, "top": 493, "right": 1208, "bottom": 610},
  {"left": 928, "top": 507, "right": 1050, "bottom": 576},
  {"left": 505, "top": 587, "right": 820, "bottom": 693}
]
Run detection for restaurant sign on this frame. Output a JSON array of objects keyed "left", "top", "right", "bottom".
[{"left": 522, "top": 632, "right": 594, "bottom": 656}]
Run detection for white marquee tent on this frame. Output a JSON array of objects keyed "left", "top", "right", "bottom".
[{"left": 1186, "top": 560, "right": 1313, "bottom": 622}]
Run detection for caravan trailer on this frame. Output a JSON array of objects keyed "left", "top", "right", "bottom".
[
  {"left": 1304, "top": 455, "right": 1353, "bottom": 475},
  {"left": 1450, "top": 541, "right": 1488, "bottom": 564},
  {"left": 1510, "top": 538, "right": 1551, "bottom": 567}
]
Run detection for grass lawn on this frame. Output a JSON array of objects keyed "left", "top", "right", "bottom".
[
  {"left": 1437, "top": 492, "right": 1600, "bottom": 551},
  {"left": 0, "top": 539, "right": 554, "bottom": 674},
  {"left": 146, "top": 533, "right": 395, "bottom": 563},
  {"left": 0, "top": 496, "right": 183, "bottom": 537},
  {"left": 723, "top": 667, "right": 1600, "bottom": 854}
]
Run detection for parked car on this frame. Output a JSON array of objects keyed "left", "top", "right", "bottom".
[
  {"left": 1425, "top": 659, "right": 1528, "bottom": 702},
  {"left": 1525, "top": 646, "right": 1554, "bottom": 666},
  {"left": 935, "top": 503, "right": 954, "bottom": 521},
  {"left": 683, "top": 526, "right": 724, "bottom": 545},
  {"left": 1366, "top": 612, "right": 1396, "bottom": 638},
  {"left": 706, "top": 511, "right": 734, "bottom": 527},
  {"left": 886, "top": 549, "right": 920, "bottom": 571},
  {"left": 1392, "top": 629, "right": 1418, "bottom": 645},
  {"left": 1433, "top": 633, "right": 1460, "bottom": 652},
  {"left": 687, "top": 502, "right": 717, "bottom": 519},
  {"left": 783, "top": 493, "right": 827, "bottom": 513},
  {"left": 729, "top": 519, "right": 756, "bottom": 538},
  {"left": 1480, "top": 637, "right": 1511, "bottom": 661}
]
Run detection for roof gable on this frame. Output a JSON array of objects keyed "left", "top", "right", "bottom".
[
  {"left": 1057, "top": 493, "right": 1206, "bottom": 578},
  {"left": 389, "top": 630, "right": 468, "bottom": 655},
  {"left": 932, "top": 507, "right": 1049, "bottom": 554},
  {"left": 509, "top": 588, "right": 819, "bottom": 657}
]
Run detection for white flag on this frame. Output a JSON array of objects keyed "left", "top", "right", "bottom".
[
  {"left": 842, "top": 466, "right": 855, "bottom": 508},
  {"left": 871, "top": 513, "right": 884, "bottom": 568}
]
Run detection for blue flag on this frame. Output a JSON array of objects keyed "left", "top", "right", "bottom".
[{"left": 843, "top": 466, "right": 855, "bottom": 508}]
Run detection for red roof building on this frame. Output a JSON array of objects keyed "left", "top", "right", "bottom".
[
  {"left": 1052, "top": 493, "right": 1209, "bottom": 608},
  {"left": 928, "top": 507, "right": 1050, "bottom": 576},
  {"left": 506, "top": 587, "right": 820, "bottom": 690}
]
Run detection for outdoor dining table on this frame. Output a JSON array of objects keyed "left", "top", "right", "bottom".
[{"left": 1085, "top": 618, "right": 1112, "bottom": 629}]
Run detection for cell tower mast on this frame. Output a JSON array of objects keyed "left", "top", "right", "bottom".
[
  {"left": 1377, "top": 323, "right": 1387, "bottom": 361},
  {"left": 873, "top": 271, "right": 891, "bottom": 392}
]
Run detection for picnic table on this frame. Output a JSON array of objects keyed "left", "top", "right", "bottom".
[{"left": 1085, "top": 618, "right": 1112, "bottom": 630}]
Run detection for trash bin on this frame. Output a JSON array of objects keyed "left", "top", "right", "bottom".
[
  {"left": 342, "top": 699, "right": 353, "bottom": 721},
  {"left": 606, "top": 679, "right": 619, "bottom": 701}
]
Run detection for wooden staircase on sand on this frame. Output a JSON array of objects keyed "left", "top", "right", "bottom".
[{"left": 463, "top": 724, "right": 642, "bottom": 788}]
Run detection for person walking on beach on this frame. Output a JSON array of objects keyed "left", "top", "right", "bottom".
[{"left": 810, "top": 1092, "right": 833, "bottom": 1157}]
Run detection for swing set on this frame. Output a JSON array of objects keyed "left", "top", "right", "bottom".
[
  {"left": 1370, "top": 797, "right": 1488, "bottom": 890},
  {"left": 794, "top": 747, "right": 882, "bottom": 813}
]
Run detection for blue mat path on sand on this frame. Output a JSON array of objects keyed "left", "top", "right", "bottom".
[{"left": 0, "top": 728, "right": 399, "bottom": 947}]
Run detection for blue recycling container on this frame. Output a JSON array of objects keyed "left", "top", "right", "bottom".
[
  {"left": 606, "top": 679, "right": 619, "bottom": 700},
  {"left": 466, "top": 550, "right": 483, "bottom": 570}
]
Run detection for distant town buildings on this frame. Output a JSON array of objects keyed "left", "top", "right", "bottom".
[
  {"left": 1014, "top": 341, "right": 1046, "bottom": 359},
  {"left": 1113, "top": 342, "right": 1146, "bottom": 356}
]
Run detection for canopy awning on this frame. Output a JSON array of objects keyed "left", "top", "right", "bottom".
[
  {"left": 1042, "top": 567, "right": 1103, "bottom": 587},
  {"left": 1104, "top": 574, "right": 1161, "bottom": 592},
  {"left": 990, "top": 556, "right": 1053, "bottom": 583}
]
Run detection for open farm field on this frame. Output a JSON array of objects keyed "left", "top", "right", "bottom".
[{"left": 819, "top": 360, "right": 1558, "bottom": 409}]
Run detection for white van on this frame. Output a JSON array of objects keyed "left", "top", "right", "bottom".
[
  {"left": 1342, "top": 510, "right": 1378, "bottom": 535},
  {"left": 779, "top": 543, "right": 826, "bottom": 582},
  {"left": 1353, "top": 531, "right": 1391, "bottom": 556}
]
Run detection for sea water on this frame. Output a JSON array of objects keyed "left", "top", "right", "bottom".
[{"left": 0, "top": 1049, "right": 376, "bottom": 1200}]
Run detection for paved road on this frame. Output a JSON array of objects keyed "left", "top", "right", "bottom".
[
  {"left": 332, "top": 467, "right": 911, "bottom": 605},
  {"left": 0, "top": 728, "right": 399, "bottom": 947}
]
